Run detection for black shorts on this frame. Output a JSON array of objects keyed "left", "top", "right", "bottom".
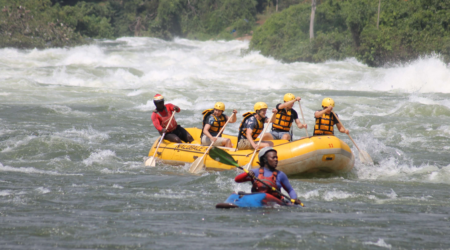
[{"left": 165, "top": 125, "right": 192, "bottom": 143}]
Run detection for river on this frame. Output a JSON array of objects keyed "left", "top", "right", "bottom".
[{"left": 1, "top": 37, "right": 450, "bottom": 249}]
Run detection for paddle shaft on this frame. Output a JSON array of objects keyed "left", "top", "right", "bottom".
[
  {"left": 197, "top": 113, "right": 236, "bottom": 161},
  {"left": 149, "top": 111, "right": 176, "bottom": 166},
  {"left": 331, "top": 111, "right": 366, "bottom": 160},
  {"left": 238, "top": 166, "right": 304, "bottom": 207},
  {"left": 298, "top": 101, "right": 309, "bottom": 137},
  {"left": 245, "top": 113, "right": 275, "bottom": 169}
]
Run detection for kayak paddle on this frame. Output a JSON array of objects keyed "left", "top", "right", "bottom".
[
  {"left": 331, "top": 111, "right": 373, "bottom": 165},
  {"left": 189, "top": 113, "right": 235, "bottom": 174},
  {"left": 145, "top": 111, "right": 176, "bottom": 167},
  {"left": 209, "top": 146, "right": 304, "bottom": 207}
]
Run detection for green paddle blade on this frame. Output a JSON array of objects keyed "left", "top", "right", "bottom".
[{"left": 209, "top": 147, "right": 240, "bottom": 167}]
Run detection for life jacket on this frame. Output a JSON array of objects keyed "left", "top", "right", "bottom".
[
  {"left": 201, "top": 109, "right": 226, "bottom": 137},
  {"left": 237, "top": 112, "right": 264, "bottom": 143},
  {"left": 313, "top": 111, "right": 335, "bottom": 135},
  {"left": 251, "top": 168, "right": 281, "bottom": 199},
  {"left": 272, "top": 108, "right": 293, "bottom": 132},
  {"left": 153, "top": 106, "right": 177, "bottom": 133}
]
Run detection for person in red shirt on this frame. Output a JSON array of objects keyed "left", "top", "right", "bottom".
[{"left": 151, "top": 94, "right": 194, "bottom": 143}]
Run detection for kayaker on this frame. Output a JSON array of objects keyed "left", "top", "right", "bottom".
[
  {"left": 313, "top": 97, "right": 349, "bottom": 136},
  {"left": 264, "top": 93, "right": 308, "bottom": 141},
  {"left": 151, "top": 94, "right": 194, "bottom": 143},
  {"left": 201, "top": 102, "right": 237, "bottom": 148},
  {"left": 236, "top": 102, "right": 276, "bottom": 150},
  {"left": 234, "top": 147, "right": 301, "bottom": 204}
]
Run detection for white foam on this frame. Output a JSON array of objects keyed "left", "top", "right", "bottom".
[
  {"left": 83, "top": 150, "right": 117, "bottom": 166},
  {"left": 372, "top": 55, "right": 450, "bottom": 93},
  {"left": 55, "top": 126, "right": 109, "bottom": 143},
  {"left": 323, "top": 189, "right": 354, "bottom": 201},
  {"left": 364, "top": 239, "right": 392, "bottom": 249},
  {"left": 0, "top": 164, "right": 63, "bottom": 176},
  {"left": 35, "top": 187, "right": 51, "bottom": 194},
  {"left": 0, "top": 190, "right": 11, "bottom": 196}
]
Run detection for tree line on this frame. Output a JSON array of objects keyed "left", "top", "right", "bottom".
[{"left": 1, "top": 0, "right": 449, "bottom": 67}]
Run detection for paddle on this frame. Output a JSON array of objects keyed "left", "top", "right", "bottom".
[
  {"left": 188, "top": 113, "right": 236, "bottom": 174},
  {"left": 243, "top": 113, "right": 275, "bottom": 171},
  {"left": 331, "top": 111, "right": 374, "bottom": 165},
  {"left": 144, "top": 111, "right": 176, "bottom": 167},
  {"left": 298, "top": 100, "right": 309, "bottom": 137},
  {"left": 209, "top": 146, "right": 304, "bottom": 207}
]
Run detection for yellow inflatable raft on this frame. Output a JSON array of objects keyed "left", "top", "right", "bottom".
[{"left": 147, "top": 128, "right": 354, "bottom": 175}]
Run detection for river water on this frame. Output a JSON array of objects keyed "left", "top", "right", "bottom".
[{"left": 1, "top": 37, "right": 449, "bottom": 249}]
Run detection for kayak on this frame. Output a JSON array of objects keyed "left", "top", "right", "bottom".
[
  {"left": 147, "top": 127, "right": 354, "bottom": 175},
  {"left": 216, "top": 192, "right": 295, "bottom": 208}
]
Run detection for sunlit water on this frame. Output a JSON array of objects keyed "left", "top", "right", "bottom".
[{"left": 1, "top": 37, "right": 450, "bottom": 249}]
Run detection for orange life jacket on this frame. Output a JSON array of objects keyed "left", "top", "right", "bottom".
[
  {"left": 313, "top": 111, "right": 335, "bottom": 135},
  {"left": 201, "top": 109, "right": 226, "bottom": 137},
  {"left": 272, "top": 108, "right": 293, "bottom": 132}
]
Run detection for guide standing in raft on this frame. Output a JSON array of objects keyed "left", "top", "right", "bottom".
[{"left": 151, "top": 94, "right": 194, "bottom": 143}]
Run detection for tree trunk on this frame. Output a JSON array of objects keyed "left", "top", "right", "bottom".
[
  {"left": 276, "top": 0, "right": 278, "bottom": 12},
  {"left": 309, "top": 0, "right": 316, "bottom": 40},
  {"left": 377, "top": 0, "right": 381, "bottom": 29}
]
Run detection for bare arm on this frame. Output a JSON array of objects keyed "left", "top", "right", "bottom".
[
  {"left": 336, "top": 123, "right": 349, "bottom": 134},
  {"left": 230, "top": 110, "right": 238, "bottom": 123},
  {"left": 203, "top": 124, "right": 217, "bottom": 142},
  {"left": 278, "top": 96, "right": 301, "bottom": 110},
  {"left": 246, "top": 128, "right": 258, "bottom": 149},
  {"left": 294, "top": 118, "right": 307, "bottom": 129},
  {"left": 315, "top": 106, "right": 333, "bottom": 118}
]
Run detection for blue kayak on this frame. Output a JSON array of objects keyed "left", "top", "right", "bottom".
[{"left": 216, "top": 192, "right": 292, "bottom": 208}]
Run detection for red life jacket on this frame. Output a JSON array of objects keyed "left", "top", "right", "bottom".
[
  {"left": 154, "top": 106, "right": 177, "bottom": 133},
  {"left": 251, "top": 168, "right": 281, "bottom": 199}
]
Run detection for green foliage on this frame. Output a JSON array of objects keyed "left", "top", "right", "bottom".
[
  {"left": 0, "top": 0, "right": 85, "bottom": 48},
  {"left": 356, "top": 0, "right": 450, "bottom": 66},
  {"left": 251, "top": 0, "right": 450, "bottom": 66},
  {"left": 250, "top": 1, "right": 352, "bottom": 63}
]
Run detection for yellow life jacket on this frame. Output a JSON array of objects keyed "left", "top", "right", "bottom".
[
  {"left": 201, "top": 109, "right": 226, "bottom": 137},
  {"left": 238, "top": 112, "right": 264, "bottom": 141},
  {"left": 272, "top": 108, "right": 293, "bottom": 132},
  {"left": 313, "top": 111, "right": 336, "bottom": 135}
]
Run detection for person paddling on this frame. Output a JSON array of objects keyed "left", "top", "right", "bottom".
[
  {"left": 236, "top": 102, "right": 276, "bottom": 150},
  {"left": 234, "top": 147, "right": 301, "bottom": 204},
  {"left": 313, "top": 97, "right": 349, "bottom": 136},
  {"left": 151, "top": 94, "right": 194, "bottom": 143},
  {"left": 265, "top": 93, "right": 308, "bottom": 141},
  {"left": 201, "top": 102, "right": 237, "bottom": 148}
]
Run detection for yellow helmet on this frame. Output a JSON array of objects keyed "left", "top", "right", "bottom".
[
  {"left": 254, "top": 102, "right": 268, "bottom": 112},
  {"left": 322, "top": 97, "right": 335, "bottom": 108},
  {"left": 214, "top": 102, "right": 225, "bottom": 111},
  {"left": 283, "top": 93, "right": 295, "bottom": 102}
]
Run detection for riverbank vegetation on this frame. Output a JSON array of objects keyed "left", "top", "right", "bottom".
[
  {"left": 1, "top": 0, "right": 448, "bottom": 66},
  {"left": 251, "top": 0, "right": 450, "bottom": 66}
]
